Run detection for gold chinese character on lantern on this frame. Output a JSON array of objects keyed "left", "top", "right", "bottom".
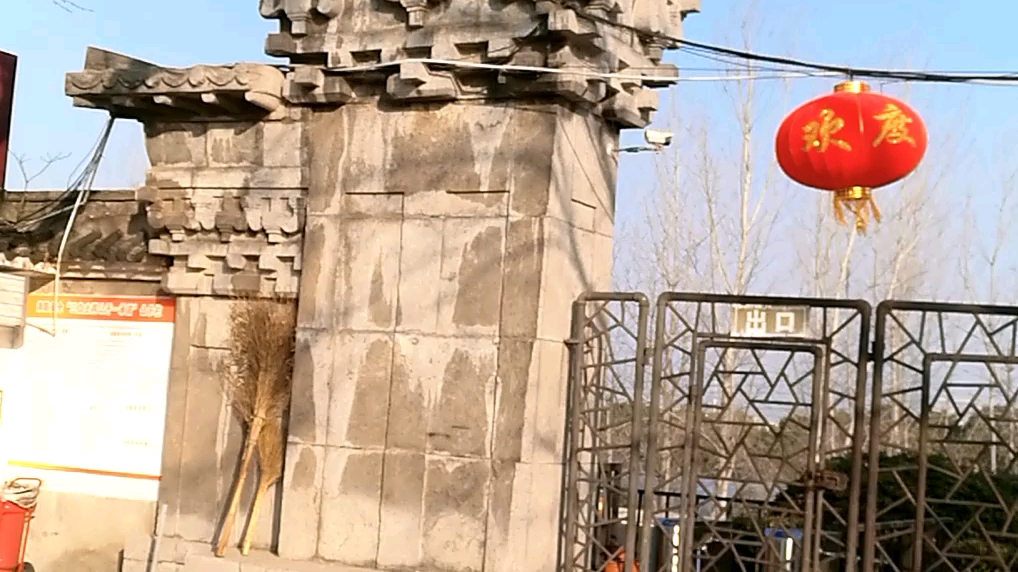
[
  {"left": 802, "top": 109, "right": 852, "bottom": 153},
  {"left": 872, "top": 103, "right": 916, "bottom": 147}
]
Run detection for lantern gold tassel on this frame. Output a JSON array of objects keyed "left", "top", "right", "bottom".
[{"left": 833, "top": 186, "right": 881, "bottom": 234}]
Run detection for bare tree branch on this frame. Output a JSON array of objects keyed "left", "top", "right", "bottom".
[
  {"left": 52, "top": 0, "right": 92, "bottom": 13},
  {"left": 4, "top": 151, "right": 73, "bottom": 216}
]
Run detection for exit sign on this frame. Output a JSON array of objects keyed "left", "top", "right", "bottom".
[
  {"left": 731, "top": 305, "right": 810, "bottom": 338},
  {"left": 0, "top": 50, "right": 15, "bottom": 190}
]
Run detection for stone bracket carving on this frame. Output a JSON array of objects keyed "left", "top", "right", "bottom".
[
  {"left": 150, "top": 237, "right": 302, "bottom": 296},
  {"left": 386, "top": 62, "right": 458, "bottom": 101},
  {"left": 260, "top": 0, "right": 341, "bottom": 36},
  {"left": 390, "top": 0, "right": 430, "bottom": 28},
  {"left": 600, "top": 87, "right": 660, "bottom": 128},
  {"left": 285, "top": 66, "right": 354, "bottom": 105},
  {"left": 547, "top": 8, "right": 601, "bottom": 42}
]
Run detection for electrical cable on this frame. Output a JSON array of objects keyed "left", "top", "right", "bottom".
[
  {"left": 0, "top": 118, "right": 116, "bottom": 233},
  {"left": 50, "top": 115, "right": 115, "bottom": 336},
  {"left": 318, "top": 14, "right": 1018, "bottom": 88},
  {"left": 547, "top": 1, "right": 1018, "bottom": 84},
  {"left": 326, "top": 57, "right": 839, "bottom": 84}
]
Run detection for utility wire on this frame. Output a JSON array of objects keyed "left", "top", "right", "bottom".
[
  {"left": 0, "top": 118, "right": 116, "bottom": 233},
  {"left": 550, "top": 0, "right": 1018, "bottom": 84},
  {"left": 50, "top": 116, "right": 115, "bottom": 336},
  {"left": 329, "top": 57, "right": 839, "bottom": 85}
]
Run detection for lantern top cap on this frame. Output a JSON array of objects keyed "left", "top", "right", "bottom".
[{"left": 834, "top": 80, "right": 871, "bottom": 93}]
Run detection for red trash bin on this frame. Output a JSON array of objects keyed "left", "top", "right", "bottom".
[
  {"left": 0, "top": 501, "right": 30, "bottom": 571},
  {"left": 0, "top": 479, "right": 41, "bottom": 572}
]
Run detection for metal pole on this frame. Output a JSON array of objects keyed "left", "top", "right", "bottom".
[
  {"left": 624, "top": 295, "right": 650, "bottom": 572},
  {"left": 638, "top": 294, "right": 667, "bottom": 572},
  {"left": 845, "top": 302, "right": 871, "bottom": 571},
  {"left": 562, "top": 300, "right": 586, "bottom": 572},
  {"left": 862, "top": 303, "right": 888, "bottom": 572}
]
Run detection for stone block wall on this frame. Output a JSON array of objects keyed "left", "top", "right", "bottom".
[{"left": 278, "top": 99, "right": 615, "bottom": 571}]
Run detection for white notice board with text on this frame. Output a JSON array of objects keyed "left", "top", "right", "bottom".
[{"left": 0, "top": 293, "right": 175, "bottom": 500}]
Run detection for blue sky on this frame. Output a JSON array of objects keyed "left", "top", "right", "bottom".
[{"left": 3, "top": 0, "right": 1015, "bottom": 190}]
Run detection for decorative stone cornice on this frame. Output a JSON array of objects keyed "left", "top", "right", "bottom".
[
  {"left": 259, "top": 0, "right": 701, "bottom": 127},
  {"left": 65, "top": 48, "right": 286, "bottom": 120},
  {"left": 137, "top": 187, "right": 304, "bottom": 296}
]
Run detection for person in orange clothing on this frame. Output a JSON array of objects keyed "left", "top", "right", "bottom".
[{"left": 604, "top": 539, "right": 639, "bottom": 572}]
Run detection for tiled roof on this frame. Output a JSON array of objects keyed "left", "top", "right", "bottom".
[{"left": 0, "top": 190, "right": 167, "bottom": 280}]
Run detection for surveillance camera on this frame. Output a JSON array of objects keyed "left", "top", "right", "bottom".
[{"left": 644, "top": 129, "right": 673, "bottom": 147}]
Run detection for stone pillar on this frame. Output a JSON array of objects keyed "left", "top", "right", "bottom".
[
  {"left": 263, "top": 1, "right": 701, "bottom": 571},
  {"left": 281, "top": 101, "right": 617, "bottom": 572}
]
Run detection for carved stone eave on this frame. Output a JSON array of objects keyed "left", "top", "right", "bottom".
[
  {"left": 65, "top": 47, "right": 287, "bottom": 120},
  {"left": 136, "top": 186, "right": 305, "bottom": 297},
  {"left": 256, "top": 1, "right": 689, "bottom": 126}
]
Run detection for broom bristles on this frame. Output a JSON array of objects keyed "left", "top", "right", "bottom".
[{"left": 224, "top": 298, "right": 296, "bottom": 425}]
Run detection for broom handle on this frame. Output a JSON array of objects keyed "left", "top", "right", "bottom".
[
  {"left": 215, "top": 417, "right": 263, "bottom": 557},
  {"left": 240, "top": 479, "right": 276, "bottom": 556}
]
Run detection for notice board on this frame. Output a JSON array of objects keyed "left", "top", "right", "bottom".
[{"left": 0, "top": 294, "right": 175, "bottom": 500}]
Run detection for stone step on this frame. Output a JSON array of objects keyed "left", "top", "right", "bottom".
[{"left": 122, "top": 536, "right": 379, "bottom": 572}]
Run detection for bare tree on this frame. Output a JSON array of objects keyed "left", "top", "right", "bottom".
[
  {"left": 615, "top": 6, "right": 793, "bottom": 518},
  {"left": 3, "top": 151, "right": 72, "bottom": 217},
  {"left": 955, "top": 133, "right": 1018, "bottom": 471}
]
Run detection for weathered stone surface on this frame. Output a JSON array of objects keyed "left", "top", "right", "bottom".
[
  {"left": 294, "top": 215, "right": 339, "bottom": 329},
  {"left": 278, "top": 443, "right": 325, "bottom": 561},
  {"left": 317, "top": 449, "right": 383, "bottom": 565},
  {"left": 395, "top": 217, "right": 505, "bottom": 337},
  {"left": 335, "top": 216, "right": 401, "bottom": 332},
  {"left": 325, "top": 332, "right": 392, "bottom": 448},
  {"left": 386, "top": 335, "right": 497, "bottom": 456},
  {"left": 376, "top": 450, "right": 426, "bottom": 568},
  {"left": 288, "top": 327, "right": 334, "bottom": 445},
  {"left": 279, "top": 98, "right": 617, "bottom": 572},
  {"left": 421, "top": 457, "right": 490, "bottom": 572}
]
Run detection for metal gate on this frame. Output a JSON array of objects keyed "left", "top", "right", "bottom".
[
  {"left": 562, "top": 293, "right": 1018, "bottom": 572},
  {"left": 561, "top": 293, "right": 870, "bottom": 572},
  {"left": 865, "top": 301, "right": 1018, "bottom": 571}
]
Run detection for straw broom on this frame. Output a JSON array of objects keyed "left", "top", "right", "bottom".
[
  {"left": 214, "top": 298, "right": 295, "bottom": 558},
  {"left": 240, "top": 414, "right": 284, "bottom": 555}
]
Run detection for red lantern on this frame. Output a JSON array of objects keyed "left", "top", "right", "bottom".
[{"left": 775, "top": 80, "right": 928, "bottom": 232}]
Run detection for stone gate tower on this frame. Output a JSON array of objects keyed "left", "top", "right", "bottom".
[{"left": 65, "top": 0, "right": 700, "bottom": 570}]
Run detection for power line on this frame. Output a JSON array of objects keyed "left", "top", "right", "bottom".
[
  {"left": 551, "top": 1, "right": 1018, "bottom": 85},
  {"left": 330, "top": 58, "right": 839, "bottom": 85}
]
